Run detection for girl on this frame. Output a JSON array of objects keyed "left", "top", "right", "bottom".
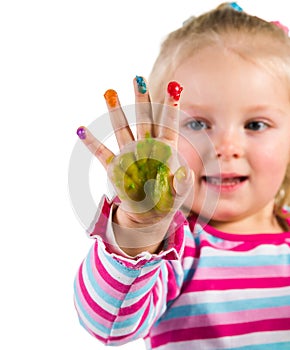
[{"left": 74, "top": 3, "right": 290, "bottom": 349}]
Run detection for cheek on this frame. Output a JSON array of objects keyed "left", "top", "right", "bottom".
[
  {"left": 178, "top": 137, "right": 204, "bottom": 173},
  {"left": 251, "top": 142, "right": 288, "bottom": 186}
]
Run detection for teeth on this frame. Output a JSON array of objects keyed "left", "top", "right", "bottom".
[{"left": 205, "top": 177, "right": 244, "bottom": 186}]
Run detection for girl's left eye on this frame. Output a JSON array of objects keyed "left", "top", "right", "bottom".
[{"left": 245, "top": 121, "right": 268, "bottom": 131}]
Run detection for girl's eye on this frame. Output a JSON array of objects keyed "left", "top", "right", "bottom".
[
  {"left": 186, "top": 120, "right": 209, "bottom": 131},
  {"left": 245, "top": 121, "right": 268, "bottom": 131}
]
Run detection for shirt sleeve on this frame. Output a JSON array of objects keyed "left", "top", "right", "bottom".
[{"left": 73, "top": 195, "right": 187, "bottom": 346}]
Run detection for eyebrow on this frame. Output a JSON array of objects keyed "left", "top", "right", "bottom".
[
  {"left": 181, "top": 103, "right": 286, "bottom": 116},
  {"left": 243, "top": 105, "right": 287, "bottom": 116}
]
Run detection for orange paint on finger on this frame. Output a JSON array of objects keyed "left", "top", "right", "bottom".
[{"left": 104, "top": 89, "right": 118, "bottom": 108}]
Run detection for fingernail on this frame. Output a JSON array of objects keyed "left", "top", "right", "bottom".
[
  {"left": 76, "top": 126, "right": 86, "bottom": 140},
  {"left": 229, "top": 2, "right": 243, "bottom": 12},
  {"left": 167, "top": 81, "right": 183, "bottom": 102},
  {"left": 136, "top": 75, "right": 147, "bottom": 94},
  {"left": 175, "top": 166, "right": 187, "bottom": 182},
  {"left": 104, "top": 89, "right": 118, "bottom": 108}
]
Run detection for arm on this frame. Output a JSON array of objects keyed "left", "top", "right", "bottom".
[
  {"left": 74, "top": 197, "right": 186, "bottom": 346},
  {"left": 74, "top": 77, "right": 193, "bottom": 344}
]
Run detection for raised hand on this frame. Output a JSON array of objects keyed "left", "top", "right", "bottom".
[{"left": 77, "top": 76, "right": 193, "bottom": 254}]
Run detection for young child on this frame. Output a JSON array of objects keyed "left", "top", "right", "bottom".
[{"left": 74, "top": 3, "right": 290, "bottom": 349}]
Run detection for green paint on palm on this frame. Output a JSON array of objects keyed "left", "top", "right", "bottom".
[{"left": 112, "top": 138, "right": 174, "bottom": 212}]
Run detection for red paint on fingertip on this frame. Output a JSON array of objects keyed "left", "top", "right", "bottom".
[{"left": 167, "top": 81, "right": 183, "bottom": 101}]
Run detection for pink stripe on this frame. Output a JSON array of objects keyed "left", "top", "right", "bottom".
[
  {"left": 129, "top": 267, "right": 163, "bottom": 293},
  {"left": 94, "top": 242, "right": 161, "bottom": 293},
  {"left": 188, "top": 276, "right": 290, "bottom": 291},
  {"left": 151, "top": 318, "right": 290, "bottom": 347},
  {"left": 118, "top": 269, "right": 166, "bottom": 317},
  {"left": 199, "top": 238, "right": 290, "bottom": 253},
  {"left": 89, "top": 247, "right": 125, "bottom": 301},
  {"left": 93, "top": 243, "right": 132, "bottom": 293},
  {"left": 75, "top": 274, "right": 113, "bottom": 328},
  {"left": 118, "top": 291, "right": 152, "bottom": 316},
  {"left": 150, "top": 305, "right": 290, "bottom": 336},
  {"left": 106, "top": 301, "right": 155, "bottom": 343},
  {"left": 77, "top": 262, "right": 116, "bottom": 322},
  {"left": 183, "top": 245, "right": 196, "bottom": 257},
  {"left": 202, "top": 220, "right": 290, "bottom": 242},
  {"left": 196, "top": 265, "right": 290, "bottom": 279}
]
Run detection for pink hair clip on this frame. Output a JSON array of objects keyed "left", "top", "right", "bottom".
[{"left": 271, "top": 21, "right": 289, "bottom": 35}]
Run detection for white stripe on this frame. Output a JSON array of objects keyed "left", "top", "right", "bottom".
[
  {"left": 182, "top": 256, "right": 195, "bottom": 270},
  {"left": 121, "top": 264, "right": 167, "bottom": 311},
  {"left": 97, "top": 238, "right": 164, "bottom": 282},
  {"left": 97, "top": 240, "right": 139, "bottom": 284},
  {"left": 81, "top": 258, "right": 119, "bottom": 315},
  {"left": 194, "top": 265, "right": 290, "bottom": 279},
  {"left": 74, "top": 300, "right": 110, "bottom": 339},
  {"left": 176, "top": 286, "right": 290, "bottom": 306}
]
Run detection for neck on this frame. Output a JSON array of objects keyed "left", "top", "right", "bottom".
[
  {"left": 210, "top": 217, "right": 284, "bottom": 235},
  {"left": 209, "top": 204, "right": 287, "bottom": 234}
]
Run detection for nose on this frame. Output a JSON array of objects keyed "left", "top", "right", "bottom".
[{"left": 214, "top": 130, "right": 244, "bottom": 160}]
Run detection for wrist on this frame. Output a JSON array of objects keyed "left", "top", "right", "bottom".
[{"left": 112, "top": 206, "right": 172, "bottom": 255}]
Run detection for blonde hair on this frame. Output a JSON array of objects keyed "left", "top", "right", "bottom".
[{"left": 148, "top": 2, "right": 290, "bottom": 220}]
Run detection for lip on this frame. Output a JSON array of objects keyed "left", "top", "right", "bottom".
[{"left": 201, "top": 173, "right": 249, "bottom": 193}]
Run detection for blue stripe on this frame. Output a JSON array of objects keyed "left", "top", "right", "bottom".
[
  {"left": 131, "top": 298, "right": 158, "bottom": 340},
  {"left": 183, "top": 267, "right": 196, "bottom": 282},
  {"left": 123, "top": 270, "right": 160, "bottom": 300},
  {"left": 101, "top": 244, "right": 162, "bottom": 277},
  {"left": 74, "top": 281, "right": 111, "bottom": 335},
  {"left": 100, "top": 247, "right": 141, "bottom": 278},
  {"left": 88, "top": 245, "right": 165, "bottom": 303},
  {"left": 85, "top": 250, "right": 122, "bottom": 308},
  {"left": 113, "top": 304, "right": 148, "bottom": 329},
  {"left": 108, "top": 300, "right": 158, "bottom": 344},
  {"left": 198, "top": 254, "right": 290, "bottom": 268},
  {"left": 162, "top": 295, "right": 290, "bottom": 320}
]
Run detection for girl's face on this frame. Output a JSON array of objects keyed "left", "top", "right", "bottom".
[{"left": 175, "top": 46, "right": 290, "bottom": 232}]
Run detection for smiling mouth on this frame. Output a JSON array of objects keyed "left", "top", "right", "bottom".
[{"left": 202, "top": 176, "right": 248, "bottom": 186}]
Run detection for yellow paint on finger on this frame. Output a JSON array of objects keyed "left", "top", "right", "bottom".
[
  {"left": 106, "top": 155, "right": 115, "bottom": 165},
  {"left": 145, "top": 131, "right": 151, "bottom": 139}
]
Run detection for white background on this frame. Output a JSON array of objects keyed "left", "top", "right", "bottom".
[{"left": 1, "top": 0, "right": 289, "bottom": 349}]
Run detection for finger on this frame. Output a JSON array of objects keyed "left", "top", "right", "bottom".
[
  {"left": 158, "top": 81, "right": 183, "bottom": 146},
  {"left": 104, "top": 89, "right": 134, "bottom": 148},
  {"left": 173, "top": 167, "right": 194, "bottom": 198},
  {"left": 76, "top": 126, "right": 114, "bottom": 169},
  {"left": 133, "top": 76, "right": 154, "bottom": 139}
]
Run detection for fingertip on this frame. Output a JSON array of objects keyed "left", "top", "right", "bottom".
[
  {"left": 167, "top": 81, "right": 183, "bottom": 107},
  {"left": 173, "top": 166, "right": 194, "bottom": 196},
  {"left": 104, "top": 89, "right": 118, "bottom": 108},
  {"left": 135, "top": 75, "right": 147, "bottom": 94},
  {"left": 176, "top": 166, "right": 194, "bottom": 181},
  {"left": 76, "top": 126, "right": 87, "bottom": 140}
]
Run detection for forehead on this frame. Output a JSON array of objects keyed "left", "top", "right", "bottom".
[
  {"left": 173, "top": 46, "right": 290, "bottom": 106},
  {"left": 176, "top": 32, "right": 290, "bottom": 75}
]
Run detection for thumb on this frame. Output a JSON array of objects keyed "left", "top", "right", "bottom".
[{"left": 173, "top": 166, "right": 195, "bottom": 197}]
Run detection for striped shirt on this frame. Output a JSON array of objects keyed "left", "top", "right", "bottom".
[{"left": 74, "top": 196, "right": 290, "bottom": 349}]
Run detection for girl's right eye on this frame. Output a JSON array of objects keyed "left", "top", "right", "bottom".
[{"left": 186, "top": 119, "right": 209, "bottom": 131}]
